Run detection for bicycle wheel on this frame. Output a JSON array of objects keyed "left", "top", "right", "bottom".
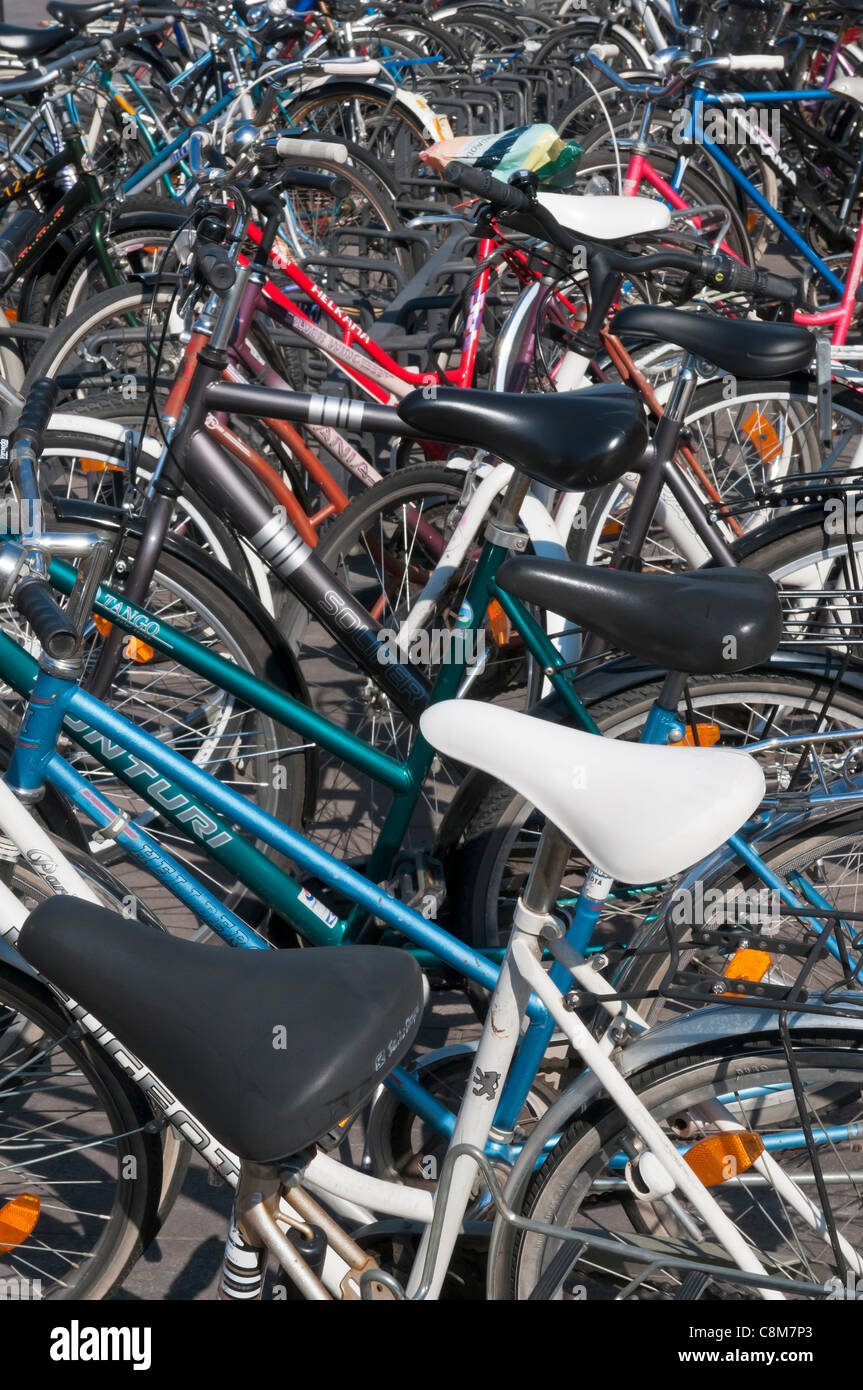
[
  {"left": 0, "top": 958, "right": 162, "bottom": 1299},
  {"left": 18, "top": 198, "right": 189, "bottom": 334},
  {"left": 0, "top": 813, "right": 189, "bottom": 1228},
  {"left": 527, "top": 18, "right": 647, "bottom": 74},
  {"left": 21, "top": 283, "right": 183, "bottom": 410},
  {"left": 281, "top": 84, "right": 437, "bottom": 201},
  {"left": 449, "top": 673, "right": 863, "bottom": 951},
  {"left": 744, "top": 522, "right": 863, "bottom": 657},
  {"left": 617, "top": 810, "right": 863, "bottom": 1024},
  {"left": 275, "top": 143, "right": 417, "bottom": 284},
  {"left": 504, "top": 1034, "right": 863, "bottom": 1299},
  {"left": 37, "top": 405, "right": 251, "bottom": 576},
  {"left": 568, "top": 381, "right": 863, "bottom": 572}
]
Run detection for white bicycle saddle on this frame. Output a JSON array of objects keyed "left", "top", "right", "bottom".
[
  {"left": 829, "top": 75, "right": 863, "bottom": 107},
  {"left": 420, "top": 701, "right": 765, "bottom": 884},
  {"left": 536, "top": 191, "right": 672, "bottom": 241}
]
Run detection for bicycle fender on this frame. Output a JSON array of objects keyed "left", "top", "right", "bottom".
[{"left": 0, "top": 934, "right": 38, "bottom": 978}]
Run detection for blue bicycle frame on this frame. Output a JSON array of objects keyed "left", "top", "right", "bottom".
[
  {"left": 4, "top": 600, "right": 857, "bottom": 1161},
  {"left": 687, "top": 83, "right": 845, "bottom": 297}
]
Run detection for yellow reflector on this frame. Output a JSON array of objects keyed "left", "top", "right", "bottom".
[
  {"left": 93, "top": 615, "right": 111, "bottom": 637},
  {"left": 676, "top": 721, "right": 720, "bottom": 747},
  {"left": 684, "top": 1131, "right": 764, "bottom": 1187},
  {"left": 741, "top": 410, "right": 781, "bottom": 464},
  {"left": 123, "top": 637, "right": 154, "bottom": 664},
  {"left": 0, "top": 1193, "right": 40, "bottom": 1252},
  {"left": 486, "top": 599, "right": 511, "bottom": 647}
]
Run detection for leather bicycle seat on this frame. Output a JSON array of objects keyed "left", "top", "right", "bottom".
[
  {"left": 0, "top": 22, "right": 76, "bottom": 54},
  {"left": 46, "top": 0, "right": 114, "bottom": 25},
  {"left": 496, "top": 558, "right": 782, "bottom": 673},
  {"left": 397, "top": 383, "right": 648, "bottom": 491},
  {"left": 611, "top": 305, "right": 815, "bottom": 379},
  {"left": 18, "top": 900, "right": 424, "bottom": 1163}
]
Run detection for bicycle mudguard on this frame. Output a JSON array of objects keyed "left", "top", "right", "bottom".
[
  {"left": 0, "top": 933, "right": 38, "bottom": 978},
  {"left": 486, "top": 1004, "right": 863, "bottom": 1299}
]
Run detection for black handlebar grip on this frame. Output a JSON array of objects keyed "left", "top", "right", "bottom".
[
  {"left": 442, "top": 160, "right": 533, "bottom": 212},
  {"left": 752, "top": 268, "right": 801, "bottom": 304},
  {"left": 15, "top": 579, "right": 78, "bottom": 661},
  {"left": 192, "top": 241, "right": 236, "bottom": 293},
  {"left": 709, "top": 257, "right": 799, "bottom": 304},
  {"left": 15, "top": 378, "right": 59, "bottom": 450}
]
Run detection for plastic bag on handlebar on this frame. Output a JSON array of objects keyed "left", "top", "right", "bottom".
[{"left": 424, "top": 124, "right": 582, "bottom": 190}]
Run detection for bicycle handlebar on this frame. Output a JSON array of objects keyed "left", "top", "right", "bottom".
[
  {"left": 442, "top": 162, "right": 801, "bottom": 302},
  {"left": 15, "top": 578, "right": 78, "bottom": 661},
  {"left": 15, "top": 377, "right": 59, "bottom": 451},
  {"left": 443, "top": 160, "right": 533, "bottom": 212},
  {"left": 193, "top": 238, "right": 236, "bottom": 291},
  {"left": 274, "top": 135, "right": 349, "bottom": 164},
  {"left": 0, "top": 19, "right": 170, "bottom": 99},
  {"left": 587, "top": 49, "right": 784, "bottom": 103}
]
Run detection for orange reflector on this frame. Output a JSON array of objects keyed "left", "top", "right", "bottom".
[
  {"left": 684, "top": 1131, "right": 764, "bottom": 1187},
  {"left": 723, "top": 948, "right": 772, "bottom": 983},
  {"left": 93, "top": 615, "right": 111, "bottom": 637},
  {"left": 80, "top": 458, "right": 123, "bottom": 473},
  {"left": 677, "top": 721, "right": 720, "bottom": 747},
  {"left": 4, "top": 308, "right": 16, "bottom": 322},
  {"left": 0, "top": 1193, "right": 40, "bottom": 1252},
  {"left": 720, "top": 947, "right": 772, "bottom": 998},
  {"left": 486, "top": 599, "right": 511, "bottom": 647},
  {"left": 741, "top": 410, "right": 781, "bottom": 464},
  {"left": 123, "top": 637, "right": 154, "bottom": 664},
  {"left": 601, "top": 519, "right": 623, "bottom": 538}
]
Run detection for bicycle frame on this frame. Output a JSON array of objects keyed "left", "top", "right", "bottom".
[
  {"left": 592, "top": 57, "right": 851, "bottom": 298},
  {"left": 0, "top": 674, "right": 855, "bottom": 1298}
]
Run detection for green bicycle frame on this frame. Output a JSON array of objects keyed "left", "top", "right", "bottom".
[{"left": 0, "top": 538, "right": 598, "bottom": 945}]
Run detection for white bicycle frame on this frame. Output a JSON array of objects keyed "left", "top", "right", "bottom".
[{"left": 0, "top": 773, "right": 855, "bottom": 1299}]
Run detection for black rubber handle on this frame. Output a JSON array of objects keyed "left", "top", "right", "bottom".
[
  {"left": 15, "top": 377, "right": 59, "bottom": 450},
  {"left": 442, "top": 160, "right": 533, "bottom": 212},
  {"left": 192, "top": 241, "right": 236, "bottom": 292},
  {"left": 15, "top": 579, "right": 78, "bottom": 661},
  {"left": 706, "top": 256, "right": 800, "bottom": 303}
]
